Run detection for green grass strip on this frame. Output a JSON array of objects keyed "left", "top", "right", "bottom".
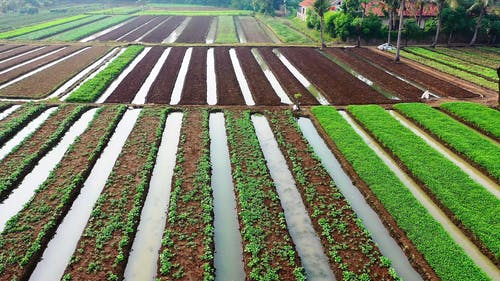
[
  {"left": 257, "top": 15, "right": 312, "bottom": 44},
  {"left": 0, "top": 14, "right": 88, "bottom": 39},
  {"left": 49, "top": 15, "right": 132, "bottom": 41},
  {"left": 347, "top": 104, "right": 500, "bottom": 260},
  {"left": 214, "top": 16, "right": 238, "bottom": 43},
  {"left": 440, "top": 102, "right": 500, "bottom": 139},
  {"left": 311, "top": 106, "right": 489, "bottom": 281},
  {"left": 66, "top": 45, "right": 144, "bottom": 103},
  {"left": 395, "top": 103, "right": 500, "bottom": 181},
  {"left": 433, "top": 48, "right": 499, "bottom": 69}
]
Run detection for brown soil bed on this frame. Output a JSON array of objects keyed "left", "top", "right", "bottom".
[
  {"left": 0, "top": 45, "right": 21, "bottom": 54},
  {"left": 105, "top": 46, "right": 165, "bottom": 103},
  {"left": 350, "top": 48, "right": 478, "bottom": 99},
  {"left": 95, "top": 16, "right": 156, "bottom": 41},
  {"left": 236, "top": 47, "right": 282, "bottom": 105},
  {"left": 258, "top": 47, "right": 318, "bottom": 105},
  {"left": 325, "top": 48, "right": 422, "bottom": 101},
  {"left": 0, "top": 106, "right": 125, "bottom": 281},
  {"left": 0, "top": 45, "right": 38, "bottom": 62},
  {"left": 238, "top": 16, "right": 272, "bottom": 43},
  {"left": 0, "top": 45, "right": 81, "bottom": 85},
  {"left": 0, "top": 46, "right": 110, "bottom": 99},
  {"left": 64, "top": 108, "right": 163, "bottom": 280},
  {"left": 146, "top": 47, "right": 187, "bottom": 104},
  {"left": 120, "top": 16, "right": 167, "bottom": 42},
  {"left": 280, "top": 47, "right": 391, "bottom": 105},
  {"left": 0, "top": 45, "right": 62, "bottom": 72},
  {"left": 142, "top": 16, "right": 185, "bottom": 43},
  {"left": 175, "top": 16, "right": 212, "bottom": 43},
  {"left": 0, "top": 103, "right": 47, "bottom": 146},
  {"left": 215, "top": 47, "right": 245, "bottom": 105},
  {"left": 179, "top": 47, "right": 207, "bottom": 105}
]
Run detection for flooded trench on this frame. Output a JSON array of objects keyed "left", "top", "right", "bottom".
[
  {"left": 229, "top": 48, "right": 255, "bottom": 106},
  {"left": 132, "top": 48, "right": 171, "bottom": 104},
  {"left": 297, "top": 116, "right": 422, "bottom": 281},
  {"left": 123, "top": 112, "right": 183, "bottom": 281},
  {"left": 210, "top": 113, "right": 245, "bottom": 281},
  {"left": 28, "top": 109, "right": 141, "bottom": 281},
  {"left": 0, "top": 104, "right": 20, "bottom": 121},
  {"left": 251, "top": 48, "right": 292, "bottom": 104},
  {"left": 170, "top": 47, "right": 192, "bottom": 105},
  {"left": 252, "top": 114, "right": 335, "bottom": 281},
  {"left": 234, "top": 17, "right": 247, "bottom": 43},
  {"left": 207, "top": 48, "right": 217, "bottom": 105}
]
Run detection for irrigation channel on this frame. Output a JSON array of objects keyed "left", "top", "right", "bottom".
[
  {"left": 131, "top": 48, "right": 171, "bottom": 104},
  {"left": 251, "top": 49, "right": 292, "bottom": 105},
  {"left": 234, "top": 18, "right": 247, "bottom": 43},
  {"left": 163, "top": 17, "right": 190, "bottom": 43},
  {"left": 297, "top": 117, "right": 423, "bottom": 281},
  {"left": 0, "top": 46, "right": 46, "bottom": 65},
  {"left": 339, "top": 111, "right": 500, "bottom": 280},
  {"left": 206, "top": 17, "right": 218, "bottom": 44},
  {"left": 0, "top": 104, "right": 20, "bottom": 120},
  {"left": 0, "top": 108, "right": 98, "bottom": 231},
  {"left": 124, "top": 112, "right": 183, "bottom": 281},
  {"left": 389, "top": 110, "right": 500, "bottom": 198},
  {"left": 28, "top": 109, "right": 141, "bottom": 281},
  {"left": 0, "top": 46, "right": 65, "bottom": 75},
  {"left": 230, "top": 48, "right": 255, "bottom": 106},
  {"left": 210, "top": 113, "right": 245, "bottom": 281},
  {"left": 252, "top": 114, "right": 335, "bottom": 281},
  {"left": 207, "top": 48, "right": 217, "bottom": 105},
  {"left": 170, "top": 47, "right": 192, "bottom": 105}
]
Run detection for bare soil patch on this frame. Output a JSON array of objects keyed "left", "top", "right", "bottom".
[
  {"left": 120, "top": 16, "right": 167, "bottom": 42},
  {"left": 179, "top": 47, "right": 207, "bottom": 105},
  {"left": 142, "top": 16, "right": 185, "bottom": 43},
  {"left": 237, "top": 16, "right": 272, "bottom": 43},
  {"left": 214, "top": 47, "right": 244, "bottom": 105},
  {"left": 95, "top": 16, "right": 156, "bottom": 41},
  {"left": 175, "top": 16, "right": 212, "bottom": 43},
  {"left": 0, "top": 45, "right": 61, "bottom": 72},
  {"left": 0, "top": 45, "right": 38, "bottom": 61}
]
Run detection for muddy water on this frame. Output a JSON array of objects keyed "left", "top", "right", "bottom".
[
  {"left": 229, "top": 48, "right": 255, "bottom": 106},
  {"left": 28, "top": 109, "right": 141, "bottom": 281},
  {"left": 0, "top": 46, "right": 65, "bottom": 75},
  {"left": 206, "top": 17, "right": 218, "bottom": 44},
  {"left": 80, "top": 17, "right": 135, "bottom": 42},
  {"left": 340, "top": 112, "right": 500, "bottom": 280},
  {"left": 389, "top": 110, "right": 500, "bottom": 198},
  {"left": 124, "top": 112, "right": 182, "bottom": 281},
  {"left": 0, "top": 108, "right": 97, "bottom": 231},
  {"left": 132, "top": 48, "right": 171, "bottom": 104},
  {"left": 234, "top": 17, "right": 247, "bottom": 43},
  {"left": 272, "top": 49, "right": 329, "bottom": 105},
  {"left": 96, "top": 47, "right": 151, "bottom": 103},
  {"left": 163, "top": 17, "right": 191, "bottom": 43},
  {"left": 0, "top": 104, "right": 20, "bottom": 121},
  {"left": 297, "top": 116, "right": 422, "bottom": 281},
  {"left": 0, "top": 107, "right": 55, "bottom": 161},
  {"left": 0, "top": 46, "right": 46, "bottom": 65},
  {"left": 251, "top": 49, "right": 292, "bottom": 104},
  {"left": 210, "top": 113, "right": 245, "bottom": 281},
  {"left": 252, "top": 115, "right": 335, "bottom": 281},
  {"left": 207, "top": 48, "right": 217, "bottom": 105},
  {"left": 170, "top": 47, "right": 192, "bottom": 105}
]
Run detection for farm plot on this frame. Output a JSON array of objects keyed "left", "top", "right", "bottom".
[
  {"left": 179, "top": 47, "right": 207, "bottom": 105},
  {"left": 237, "top": 16, "right": 273, "bottom": 43},
  {"left": 0, "top": 15, "right": 88, "bottom": 39},
  {"left": 0, "top": 45, "right": 39, "bottom": 61},
  {"left": 215, "top": 16, "right": 238, "bottom": 43},
  {"left": 0, "top": 45, "right": 21, "bottom": 53},
  {"left": 462, "top": 48, "right": 500, "bottom": 63},
  {"left": 93, "top": 16, "right": 156, "bottom": 41},
  {"left": 0, "top": 46, "right": 111, "bottom": 99},
  {"left": 141, "top": 16, "right": 186, "bottom": 43},
  {"left": 0, "top": 103, "right": 47, "bottom": 146},
  {"left": 175, "top": 16, "right": 213, "bottom": 43},
  {"left": 280, "top": 47, "right": 391, "bottom": 105},
  {"left": 0, "top": 45, "right": 63, "bottom": 72},
  {"left": 119, "top": 16, "right": 168, "bottom": 42},
  {"left": 48, "top": 15, "right": 132, "bottom": 41},
  {"left": 440, "top": 102, "right": 500, "bottom": 140},
  {"left": 350, "top": 48, "right": 478, "bottom": 99},
  {"left": 432, "top": 47, "right": 499, "bottom": 69},
  {"left": 214, "top": 47, "right": 245, "bottom": 105}
]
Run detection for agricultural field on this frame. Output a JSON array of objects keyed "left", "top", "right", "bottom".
[{"left": 0, "top": 4, "right": 498, "bottom": 281}]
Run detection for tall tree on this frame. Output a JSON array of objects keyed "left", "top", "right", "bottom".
[
  {"left": 469, "top": 0, "right": 490, "bottom": 45},
  {"left": 431, "top": 0, "right": 457, "bottom": 47},
  {"left": 395, "top": 0, "right": 405, "bottom": 61},
  {"left": 312, "top": 0, "right": 331, "bottom": 49}
]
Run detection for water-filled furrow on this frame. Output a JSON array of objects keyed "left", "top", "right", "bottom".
[
  {"left": 0, "top": 104, "right": 20, "bottom": 121},
  {"left": 252, "top": 114, "right": 335, "bottom": 281},
  {"left": 163, "top": 17, "right": 191, "bottom": 43},
  {"left": 123, "top": 112, "right": 182, "bottom": 281},
  {"left": 297, "top": 116, "right": 422, "bottom": 281},
  {"left": 0, "top": 108, "right": 98, "bottom": 231},
  {"left": 28, "top": 109, "right": 141, "bottom": 281},
  {"left": 0, "top": 46, "right": 65, "bottom": 75},
  {"left": 170, "top": 47, "right": 192, "bottom": 105},
  {"left": 234, "top": 17, "right": 246, "bottom": 43},
  {"left": 206, "top": 17, "right": 218, "bottom": 44},
  {"left": 0, "top": 46, "right": 46, "bottom": 65},
  {"left": 251, "top": 48, "right": 292, "bottom": 104},
  {"left": 207, "top": 48, "right": 217, "bottom": 105},
  {"left": 229, "top": 48, "right": 255, "bottom": 106},
  {"left": 210, "top": 113, "right": 245, "bottom": 281},
  {"left": 132, "top": 48, "right": 171, "bottom": 104}
]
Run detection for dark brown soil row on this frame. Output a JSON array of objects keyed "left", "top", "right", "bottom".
[
  {"left": 257, "top": 48, "right": 318, "bottom": 105},
  {"left": 236, "top": 47, "right": 282, "bottom": 105},
  {"left": 95, "top": 16, "right": 156, "bottom": 41},
  {"left": 325, "top": 48, "right": 422, "bottom": 101},
  {"left": 350, "top": 48, "right": 478, "bottom": 99},
  {"left": 179, "top": 47, "right": 207, "bottom": 105},
  {"left": 176, "top": 16, "right": 212, "bottom": 43},
  {"left": 214, "top": 47, "right": 244, "bottom": 105},
  {"left": 0, "top": 106, "right": 126, "bottom": 281},
  {"left": 0, "top": 45, "right": 37, "bottom": 62},
  {"left": 142, "top": 16, "right": 185, "bottom": 43},
  {"left": 280, "top": 47, "right": 391, "bottom": 105},
  {"left": 0, "top": 45, "right": 81, "bottom": 85},
  {"left": 0, "top": 45, "right": 62, "bottom": 72},
  {"left": 0, "top": 46, "right": 110, "bottom": 99},
  {"left": 238, "top": 16, "right": 272, "bottom": 43},
  {"left": 106, "top": 46, "right": 165, "bottom": 103},
  {"left": 146, "top": 47, "right": 186, "bottom": 104},
  {"left": 65, "top": 108, "right": 164, "bottom": 280},
  {"left": 0, "top": 45, "right": 21, "bottom": 54},
  {"left": 120, "top": 16, "right": 168, "bottom": 42}
]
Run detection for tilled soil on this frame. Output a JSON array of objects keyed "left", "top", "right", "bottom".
[
  {"left": 175, "top": 16, "right": 212, "bottom": 43},
  {"left": 325, "top": 48, "right": 422, "bottom": 101},
  {"left": 106, "top": 46, "right": 165, "bottom": 103},
  {"left": 0, "top": 46, "right": 110, "bottom": 99},
  {"left": 146, "top": 47, "right": 187, "bottom": 104},
  {"left": 238, "top": 16, "right": 272, "bottom": 43},
  {"left": 95, "top": 16, "right": 156, "bottom": 41},
  {"left": 179, "top": 47, "right": 207, "bottom": 105},
  {"left": 141, "top": 16, "right": 185, "bottom": 43},
  {"left": 0, "top": 45, "right": 62, "bottom": 72},
  {"left": 214, "top": 47, "right": 245, "bottom": 105},
  {"left": 236, "top": 47, "right": 282, "bottom": 105},
  {"left": 280, "top": 47, "right": 391, "bottom": 105},
  {"left": 120, "top": 16, "right": 168, "bottom": 42},
  {"left": 350, "top": 47, "right": 478, "bottom": 99},
  {"left": 0, "top": 45, "right": 38, "bottom": 61},
  {"left": 0, "top": 45, "right": 21, "bottom": 53}
]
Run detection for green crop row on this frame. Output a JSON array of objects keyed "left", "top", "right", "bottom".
[
  {"left": 0, "top": 105, "right": 88, "bottom": 201},
  {"left": 347, "top": 105, "right": 500, "bottom": 260},
  {"left": 0, "top": 103, "right": 47, "bottom": 146},
  {"left": 215, "top": 16, "right": 238, "bottom": 43},
  {"left": 90, "top": 6, "right": 142, "bottom": 15},
  {"left": 395, "top": 103, "right": 500, "bottom": 181},
  {"left": 257, "top": 15, "right": 312, "bottom": 44},
  {"left": 49, "top": 15, "right": 132, "bottom": 41},
  {"left": 0, "top": 105, "right": 126, "bottom": 280},
  {"left": 311, "top": 106, "right": 489, "bottom": 280},
  {"left": 479, "top": 46, "right": 500, "bottom": 54},
  {"left": 0, "top": 14, "right": 88, "bottom": 39},
  {"left": 138, "top": 10, "right": 252, "bottom": 16},
  {"left": 66, "top": 45, "right": 144, "bottom": 102},
  {"left": 433, "top": 48, "right": 498, "bottom": 69},
  {"left": 440, "top": 102, "right": 500, "bottom": 139}
]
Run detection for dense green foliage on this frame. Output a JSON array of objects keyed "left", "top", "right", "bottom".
[
  {"left": 347, "top": 105, "right": 500, "bottom": 259},
  {"left": 66, "top": 45, "right": 144, "bottom": 103},
  {"left": 215, "top": 16, "right": 239, "bottom": 43},
  {"left": 258, "top": 15, "right": 312, "bottom": 43},
  {"left": 311, "top": 106, "right": 489, "bottom": 281},
  {"left": 49, "top": 15, "right": 132, "bottom": 41},
  {"left": 0, "top": 103, "right": 47, "bottom": 145},
  {"left": 0, "top": 14, "right": 87, "bottom": 39},
  {"left": 432, "top": 47, "right": 499, "bottom": 69},
  {"left": 440, "top": 102, "right": 500, "bottom": 139}
]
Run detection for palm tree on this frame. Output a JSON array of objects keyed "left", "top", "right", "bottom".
[
  {"left": 469, "top": 0, "right": 490, "bottom": 46},
  {"left": 395, "top": 0, "right": 405, "bottom": 61},
  {"left": 431, "top": 0, "right": 457, "bottom": 47},
  {"left": 313, "top": 0, "right": 331, "bottom": 49},
  {"left": 384, "top": 0, "right": 399, "bottom": 44}
]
